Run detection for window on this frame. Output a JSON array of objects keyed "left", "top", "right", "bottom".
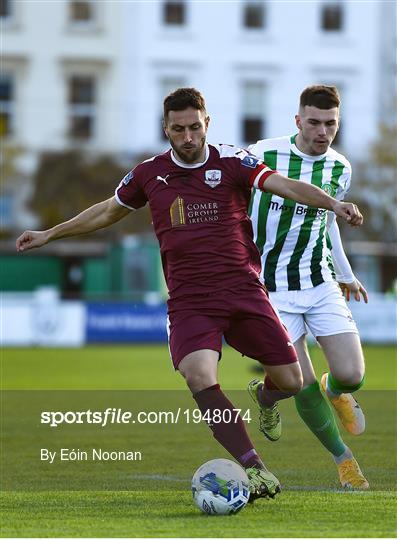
[
  {"left": 68, "top": 76, "right": 96, "bottom": 140},
  {"left": 243, "top": 118, "right": 263, "bottom": 143},
  {"left": 321, "top": 3, "right": 343, "bottom": 31},
  {"left": 0, "top": 75, "right": 14, "bottom": 136},
  {"left": 241, "top": 82, "right": 265, "bottom": 144},
  {"left": 0, "top": 0, "right": 11, "bottom": 19},
  {"left": 243, "top": 2, "right": 266, "bottom": 29},
  {"left": 69, "top": 1, "right": 94, "bottom": 23},
  {"left": 163, "top": 1, "right": 185, "bottom": 26},
  {"left": 160, "top": 77, "right": 186, "bottom": 140}
]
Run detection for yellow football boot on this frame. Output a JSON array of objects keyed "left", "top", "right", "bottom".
[
  {"left": 321, "top": 373, "right": 365, "bottom": 435},
  {"left": 338, "top": 457, "right": 370, "bottom": 490}
]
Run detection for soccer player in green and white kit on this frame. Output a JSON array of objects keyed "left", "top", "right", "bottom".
[{"left": 247, "top": 85, "right": 369, "bottom": 489}]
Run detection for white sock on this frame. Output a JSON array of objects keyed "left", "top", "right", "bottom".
[{"left": 333, "top": 447, "right": 353, "bottom": 464}]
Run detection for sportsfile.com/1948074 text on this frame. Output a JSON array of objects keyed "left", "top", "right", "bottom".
[{"left": 40, "top": 408, "right": 252, "bottom": 427}]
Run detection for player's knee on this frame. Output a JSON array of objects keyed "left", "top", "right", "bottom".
[
  {"left": 333, "top": 367, "right": 365, "bottom": 388},
  {"left": 180, "top": 370, "right": 216, "bottom": 394},
  {"left": 349, "top": 368, "right": 365, "bottom": 388},
  {"left": 277, "top": 373, "right": 303, "bottom": 396},
  {"left": 287, "top": 379, "right": 303, "bottom": 396}
]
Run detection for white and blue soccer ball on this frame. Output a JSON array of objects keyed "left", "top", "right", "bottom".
[{"left": 192, "top": 458, "right": 250, "bottom": 515}]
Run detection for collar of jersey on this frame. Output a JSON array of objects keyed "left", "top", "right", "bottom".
[
  {"left": 290, "top": 133, "right": 329, "bottom": 162},
  {"left": 170, "top": 144, "right": 210, "bottom": 168}
]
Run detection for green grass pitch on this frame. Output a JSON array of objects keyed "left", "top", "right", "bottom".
[{"left": 1, "top": 344, "right": 397, "bottom": 537}]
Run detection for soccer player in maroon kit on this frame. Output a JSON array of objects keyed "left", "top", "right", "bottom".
[{"left": 16, "top": 88, "right": 363, "bottom": 501}]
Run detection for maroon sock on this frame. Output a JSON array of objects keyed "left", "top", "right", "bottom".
[
  {"left": 193, "top": 384, "right": 263, "bottom": 469},
  {"left": 260, "top": 375, "right": 293, "bottom": 407}
]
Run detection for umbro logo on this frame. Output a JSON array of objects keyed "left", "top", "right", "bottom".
[{"left": 156, "top": 174, "right": 169, "bottom": 185}]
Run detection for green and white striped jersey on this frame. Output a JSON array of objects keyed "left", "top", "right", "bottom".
[{"left": 248, "top": 135, "right": 351, "bottom": 292}]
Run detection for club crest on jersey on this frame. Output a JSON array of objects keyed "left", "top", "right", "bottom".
[
  {"left": 241, "top": 155, "right": 259, "bottom": 168},
  {"left": 205, "top": 170, "right": 222, "bottom": 188},
  {"left": 122, "top": 171, "right": 134, "bottom": 185},
  {"left": 322, "top": 183, "right": 337, "bottom": 197}
]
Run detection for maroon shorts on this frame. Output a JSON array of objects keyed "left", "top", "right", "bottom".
[{"left": 167, "top": 281, "right": 298, "bottom": 369}]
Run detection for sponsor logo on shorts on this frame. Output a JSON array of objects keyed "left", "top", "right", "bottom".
[{"left": 204, "top": 170, "right": 222, "bottom": 188}]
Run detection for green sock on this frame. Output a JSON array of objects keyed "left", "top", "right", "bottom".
[
  {"left": 294, "top": 380, "right": 346, "bottom": 457},
  {"left": 327, "top": 373, "right": 365, "bottom": 395}
]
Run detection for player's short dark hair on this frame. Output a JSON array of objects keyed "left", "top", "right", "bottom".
[
  {"left": 299, "top": 85, "right": 340, "bottom": 110},
  {"left": 163, "top": 87, "right": 207, "bottom": 120}
]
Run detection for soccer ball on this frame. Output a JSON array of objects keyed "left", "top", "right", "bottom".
[{"left": 191, "top": 458, "right": 250, "bottom": 515}]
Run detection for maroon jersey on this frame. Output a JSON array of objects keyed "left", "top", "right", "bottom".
[{"left": 115, "top": 143, "right": 276, "bottom": 299}]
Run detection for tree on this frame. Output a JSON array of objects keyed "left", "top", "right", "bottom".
[
  {"left": 29, "top": 150, "right": 153, "bottom": 237},
  {"left": 0, "top": 143, "right": 29, "bottom": 237},
  {"left": 345, "top": 123, "right": 397, "bottom": 242}
]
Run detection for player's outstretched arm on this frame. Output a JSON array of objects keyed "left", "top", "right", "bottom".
[
  {"left": 16, "top": 196, "right": 130, "bottom": 253},
  {"left": 263, "top": 173, "right": 363, "bottom": 227}
]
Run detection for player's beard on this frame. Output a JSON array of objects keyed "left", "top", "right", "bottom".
[{"left": 169, "top": 136, "right": 206, "bottom": 164}]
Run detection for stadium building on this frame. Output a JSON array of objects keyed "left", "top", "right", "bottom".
[
  {"left": 1, "top": 1, "right": 395, "bottom": 158},
  {"left": 1, "top": 0, "right": 396, "bottom": 310}
]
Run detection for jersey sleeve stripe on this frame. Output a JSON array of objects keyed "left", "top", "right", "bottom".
[
  {"left": 114, "top": 190, "right": 137, "bottom": 211},
  {"left": 250, "top": 166, "right": 277, "bottom": 190}
]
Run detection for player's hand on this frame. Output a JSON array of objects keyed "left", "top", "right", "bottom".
[
  {"left": 16, "top": 230, "right": 49, "bottom": 252},
  {"left": 332, "top": 201, "right": 363, "bottom": 227},
  {"left": 339, "top": 279, "right": 368, "bottom": 303}
]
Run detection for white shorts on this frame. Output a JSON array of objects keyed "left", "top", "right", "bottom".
[{"left": 269, "top": 281, "right": 359, "bottom": 343}]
